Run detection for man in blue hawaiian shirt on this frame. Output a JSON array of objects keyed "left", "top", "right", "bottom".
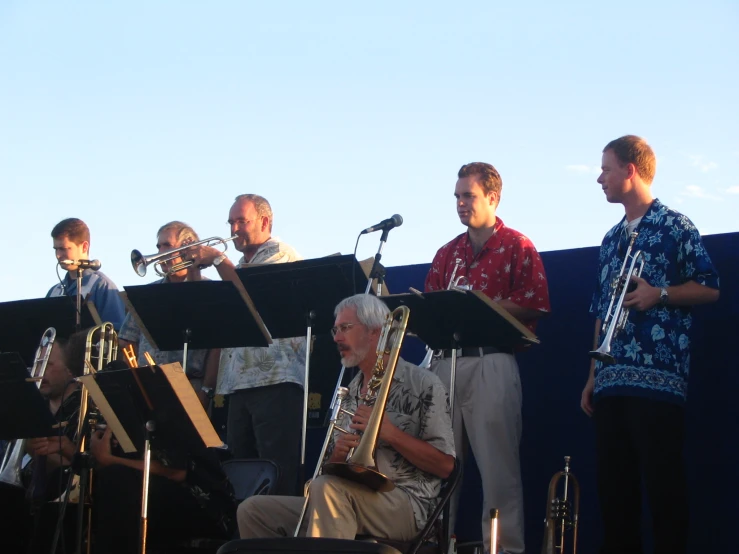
[{"left": 580, "top": 135, "right": 719, "bottom": 554}]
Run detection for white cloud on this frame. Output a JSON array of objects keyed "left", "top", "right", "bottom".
[
  {"left": 725, "top": 186, "right": 739, "bottom": 194},
  {"left": 688, "top": 155, "right": 718, "bottom": 172},
  {"left": 677, "top": 185, "right": 721, "bottom": 201},
  {"left": 565, "top": 164, "right": 599, "bottom": 174}
]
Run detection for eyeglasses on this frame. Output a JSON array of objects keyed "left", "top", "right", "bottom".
[{"left": 330, "top": 322, "right": 358, "bottom": 338}]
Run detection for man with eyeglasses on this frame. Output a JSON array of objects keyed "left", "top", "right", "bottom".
[
  {"left": 237, "top": 294, "right": 455, "bottom": 540},
  {"left": 187, "top": 194, "right": 305, "bottom": 495},
  {"left": 118, "top": 221, "right": 218, "bottom": 408},
  {"left": 581, "top": 135, "right": 719, "bottom": 554},
  {"left": 425, "top": 162, "right": 550, "bottom": 554}
]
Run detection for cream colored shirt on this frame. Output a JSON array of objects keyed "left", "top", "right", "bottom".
[{"left": 216, "top": 237, "right": 307, "bottom": 394}]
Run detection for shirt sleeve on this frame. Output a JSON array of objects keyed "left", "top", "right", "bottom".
[
  {"left": 677, "top": 218, "right": 720, "bottom": 290},
  {"left": 118, "top": 312, "right": 141, "bottom": 342},
  {"left": 89, "top": 279, "right": 126, "bottom": 331},
  {"left": 424, "top": 248, "right": 447, "bottom": 292},
  {"left": 505, "top": 235, "right": 551, "bottom": 313}
]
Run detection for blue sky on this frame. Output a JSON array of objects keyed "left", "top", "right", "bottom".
[{"left": 1, "top": 1, "right": 737, "bottom": 302}]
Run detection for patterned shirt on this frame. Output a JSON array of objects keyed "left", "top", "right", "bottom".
[
  {"left": 424, "top": 218, "right": 551, "bottom": 331},
  {"left": 46, "top": 269, "right": 126, "bottom": 331},
  {"left": 333, "top": 358, "right": 455, "bottom": 530},
  {"left": 118, "top": 277, "right": 209, "bottom": 379},
  {"left": 591, "top": 199, "right": 720, "bottom": 404},
  {"left": 217, "top": 237, "right": 307, "bottom": 395}
]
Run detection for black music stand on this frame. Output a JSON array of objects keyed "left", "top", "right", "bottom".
[
  {"left": 0, "top": 297, "right": 97, "bottom": 367},
  {"left": 0, "top": 353, "right": 56, "bottom": 440},
  {"left": 382, "top": 289, "right": 539, "bottom": 413},
  {"left": 235, "top": 255, "right": 370, "bottom": 482},
  {"left": 79, "top": 362, "right": 223, "bottom": 553},
  {"left": 123, "top": 280, "right": 272, "bottom": 373}
]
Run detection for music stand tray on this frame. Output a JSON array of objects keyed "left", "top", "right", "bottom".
[
  {"left": 0, "top": 353, "right": 56, "bottom": 439},
  {"left": 235, "top": 254, "right": 369, "bottom": 338},
  {"left": 123, "top": 280, "right": 271, "bottom": 352},
  {"left": 0, "top": 297, "right": 97, "bottom": 367},
  {"left": 382, "top": 289, "right": 539, "bottom": 351}
]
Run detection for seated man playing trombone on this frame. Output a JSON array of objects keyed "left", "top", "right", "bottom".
[{"left": 238, "top": 294, "right": 455, "bottom": 540}]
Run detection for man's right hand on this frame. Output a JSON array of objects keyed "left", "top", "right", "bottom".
[
  {"left": 581, "top": 375, "right": 595, "bottom": 417},
  {"left": 328, "top": 432, "right": 361, "bottom": 463}
]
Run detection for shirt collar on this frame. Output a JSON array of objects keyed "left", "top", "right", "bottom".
[{"left": 461, "top": 216, "right": 505, "bottom": 254}]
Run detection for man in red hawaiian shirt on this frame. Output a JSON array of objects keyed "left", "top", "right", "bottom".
[{"left": 425, "top": 162, "right": 550, "bottom": 554}]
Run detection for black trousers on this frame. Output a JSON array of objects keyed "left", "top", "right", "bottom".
[
  {"left": 226, "top": 382, "right": 303, "bottom": 496},
  {"left": 594, "top": 396, "right": 688, "bottom": 554}
]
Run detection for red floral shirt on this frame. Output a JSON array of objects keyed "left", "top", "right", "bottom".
[{"left": 424, "top": 218, "right": 550, "bottom": 332}]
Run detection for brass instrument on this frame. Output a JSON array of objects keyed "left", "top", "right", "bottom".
[
  {"left": 542, "top": 456, "right": 580, "bottom": 554},
  {"left": 589, "top": 231, "right": 645, "bottom": 364},
  {"left": 130, "top": 235, "right": 237, "bottom": 277},
  {"left": 51, "top": 323, "right": 118, "bottom": 554},
  {"left": 0, "top": 328, "right": 57, "bottom": 488},
  {"left": 420, "top": 258, "right": 466, "bottom": 368},
  {"left": 294, "top": 386, "right": 350, "bottom": 536},
  {"left": 322, "top": 304, "right": 410, "bottom": 492}
]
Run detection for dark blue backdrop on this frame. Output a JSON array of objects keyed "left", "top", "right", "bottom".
[
  {"left": 373, "top": 231, "right": 738, "bottom": 553},
  {"left": 301, "top": 232, "right": 737, "bottom": 552}
]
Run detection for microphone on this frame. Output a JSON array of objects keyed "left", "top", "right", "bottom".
[
  {"left": 61, "top": 259, "right": 102, "bottom": 270},
  {"left": 360, "top": 214, "right": 403, "bottom": 235}
]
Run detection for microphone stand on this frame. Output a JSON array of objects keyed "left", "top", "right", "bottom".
[
  {"left": 75, "top": 267, "right": 84, "bottom": 332},
  {"left": 328, "top": 227, "right": 391, "bottom": 413}
]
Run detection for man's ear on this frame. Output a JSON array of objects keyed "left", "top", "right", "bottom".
[
  {"left": 487, "top": 191, "right": 499, "bottom": 206},
  {"left": 626, "top": 163, "right": 637, "bottom": 180},
  {"left": 259, "top": 216, "right": 270, "bottom": 233},
  {"left": 81, "top": 241, "right": 90, "bottom": 256}
]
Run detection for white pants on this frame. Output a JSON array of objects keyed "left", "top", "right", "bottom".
[
  {"left": 433, "top": 353, "right": 524, "bottom": 554},
  {"left": 238, "top": 475, "right": 419, "bottom": 540}
]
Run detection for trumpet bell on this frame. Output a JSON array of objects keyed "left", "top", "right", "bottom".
[
  {"left": 588, "top": 348, "right": 615, "bottom": 365},
  {"left": 131, "top": 249, "right": 147, "bottom": 277}
]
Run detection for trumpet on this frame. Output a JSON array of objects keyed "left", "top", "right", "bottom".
[
  {"left": 131, "top": 235, "right": 237, "bottom": 277},
  {"left": 589, "top": 231, "right": 645, "bottom": 364},
  {"left": 542, "top": 456, "right": 580, "bottom": 554},
  {"left": 420, "top": 258, "right": 467, "bottom": 368},
  {"left": 0, "top": 328, "right": 57, "bottom": 488}
]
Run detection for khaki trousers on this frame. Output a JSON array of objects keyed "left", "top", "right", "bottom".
[
  {"left": 238, "top": 475, "right": 418, "bottom": 540},
  {"left": 433, "top": 353, "right": 524, "bottom": 554}
]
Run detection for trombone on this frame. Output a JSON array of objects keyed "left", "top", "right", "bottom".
[
  {"left": 589, "top": 231, "right": 645, "bottom": 364},
  {"left": 130, "top": 235, "right": 237, "bottom": 277},
  {"left": 294, "top": 305, "right": 410, "bottom": 535}
]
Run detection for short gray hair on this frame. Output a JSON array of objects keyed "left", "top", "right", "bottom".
[
  {"left": 234, "top": 194, "right": 274, "bottom": 232},
  {"left": 334, "top": 294, "right": 389, "bottom": 330},
  {"left": 157, "top": 221, "right": 199, "bottom": 246}
]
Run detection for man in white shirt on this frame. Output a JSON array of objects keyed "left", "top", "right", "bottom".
[{"left": 189, "top": 194, "right": 305, "bottom": 495}]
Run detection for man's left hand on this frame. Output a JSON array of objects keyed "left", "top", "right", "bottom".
[{"left": 623, "top": 276, "right": 660, "bottom": 311}]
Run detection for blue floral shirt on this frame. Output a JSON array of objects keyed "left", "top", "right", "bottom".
[{"left": 590, "top": 199, "right": 719, "bottom": 404}]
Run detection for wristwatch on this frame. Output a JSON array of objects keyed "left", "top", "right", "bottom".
[
  {"left": 213, "top": 254, "right": 227, "bottom": 267},
  {"left": 201, "top": 385, "right": 215, "bottom": 398},
  {"left": 659, "top": 287, "right": 669, "bottom": 306}
]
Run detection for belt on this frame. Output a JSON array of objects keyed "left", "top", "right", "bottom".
[{"left": 440, "top": 346, "right": 512, "bottom": 358}]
